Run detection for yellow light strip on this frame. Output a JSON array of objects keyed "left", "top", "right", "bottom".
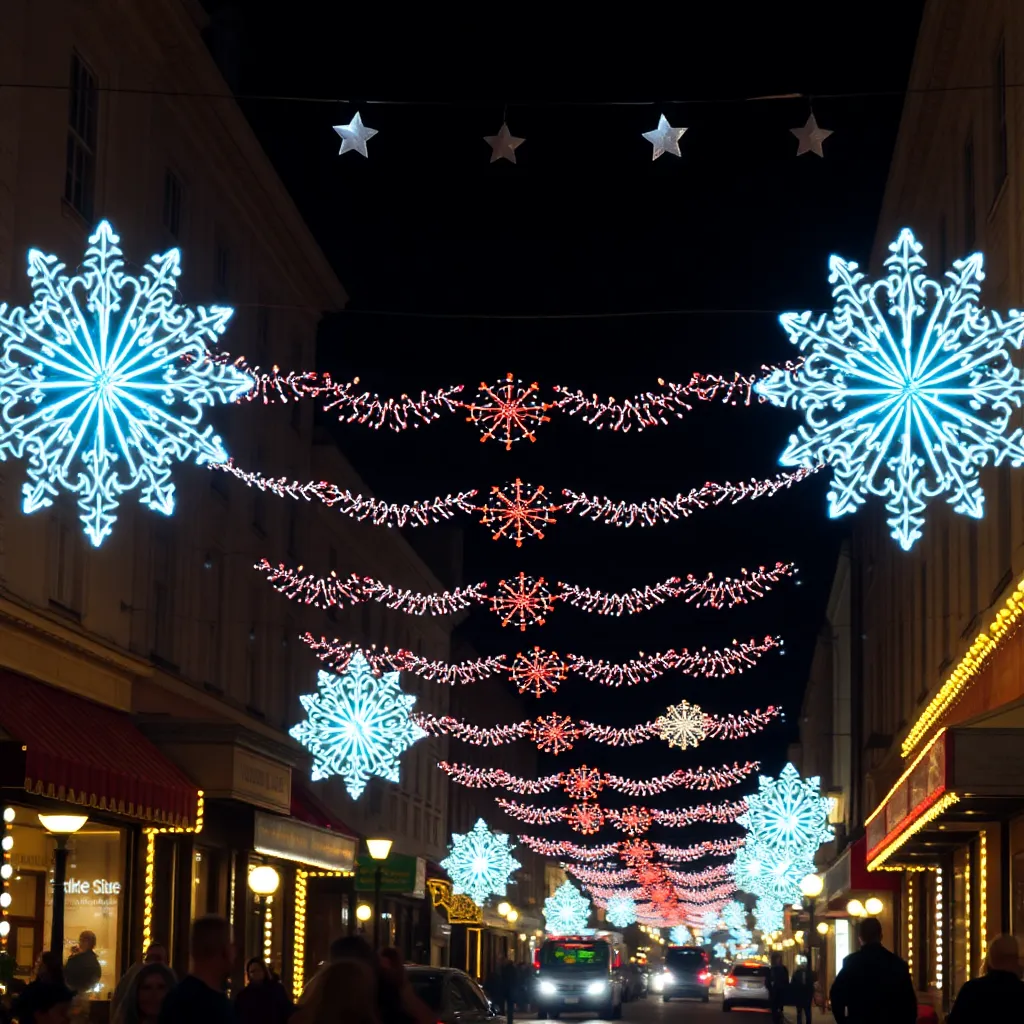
[
  {"left": 934, "top": 867, "right": 944, "bottom": 989},
  {"left": 979, "top": 832, "right": 988, "bottom": 967},
  {"left": 867, "top": 729, "right": 946, "bottom": 827},
  {"left": 867, "top": 792, "right": 960, "bottom": 870},
  {"left": 263, "top": 896, "right": 274, "bottom": 965},
  {"left": 873, "top": 863, "right": 930, "bottom": 872},
  {"left": 964, "top": 859, "right": 970, "bottom": 979},
  {"left": 903, "top": 574, "right": 1024, "bottom": 758},
  {"left": 1, "top": 807, "right": 14, "bottom": 951},
  {"left": 143, "top": 830, "right": 156, "bottom": 949},
  {"left": 293, "top": 872, "right": 307, "bottom": 1001},
  {"left": 906, "top": 875, "right": 914, "bottom": 973}
]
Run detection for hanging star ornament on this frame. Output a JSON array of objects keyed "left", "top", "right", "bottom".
[
  {"left": 789, "top": 113, "right": 832, "bottom": 157},
  {"left": 756, "top": 228, "right": 1024, "bottom": 550},
  {"left": 289, "top": 652, "right": 425, "bottom": 799},
  {"left": 484, "top": 123, "right": 525, "bottom": 164},
  {"left": 441, "top": 818, "right": 521, "bottom": 907},
  {"left": 333, "top": 112, "right": 378, "bottom": 158},
  {"left": 642, "top": 114, "right": 687, "bottom": 160}
]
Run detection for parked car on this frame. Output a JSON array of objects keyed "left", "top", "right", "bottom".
[
  {"left": 407, "top": 966, "right": 500, "bottom": 1023},
  {"left": 534, "top": 935, "right": 624, "bottom": 1019},
  {"left": 722, "top": 961, "right": 771, "bottom": 1012},
  {"left": 660, "top": 946, "right": 711, "bottom": 1003}
]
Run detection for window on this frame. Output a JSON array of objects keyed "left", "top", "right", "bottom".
[
  {"left": 246, "top": 587, "right": 263, "bottom": 711},
  {"left": 49, "top": 502, "right": 82, "bottom": 614},
  {"left": 162, "top": 169, "right": 183, "bottom": 238},
  {"left": 214, "top": 241, "right": 229, "bottom": 299},
  {"left": 994, "top": 37, "right": 1008, "bottom": 196},
  {"left": 65, "top": 53, "right": 97, "bottom": 220},
  {"left": 200, "top": 550, "right": 224, "bottom": 685},
  {"left": 999, "top": 463, "right": 1013, "bottom": 573},
  {"left": 399, "top": 799, "right": 409, "bottom": 835},
  {"left": 413, "top": 807, "right": 421, "bottom": 840},
  {"left": 963, "top": 130, "right": 976, "bottom": 249},
  {"left": 151, "top": 532, "right": 175, "bottom": 663},
  {"left": 938, "top": 213, "right": 948, "bottom": 273},
  {"left": 388, "top": 794, "right": 398, "bottom": 831}
]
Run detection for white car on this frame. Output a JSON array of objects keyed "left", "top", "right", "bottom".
[{"left": 722, "top": 961, "right": 771, "bottom": 1012}]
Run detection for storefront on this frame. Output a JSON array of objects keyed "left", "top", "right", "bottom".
[
  {"left": 427, "top": 878, "right": 482, "bottom": 976},
  {"left": 0, "top": 670, "right": 201, "bottom": 1004},
  {"left": 354, "top": 852, "right": 428, "bottom": 963}
]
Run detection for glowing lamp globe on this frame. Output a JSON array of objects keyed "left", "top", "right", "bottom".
[
  {"left": 356, "top": 903, "right": 373, "bottom": 922},
  {"left": 846, "top": 899, "right": 866, "bottom": 918},
  {"left": 799, "top": 873, "right": 824, "bottom": 899},
  {"left": 0, "top": 922, "right": 8, "bottom": 938},
  {"left": 816, "top": 922, "right": 829, "bottom": 935},
  {"left": 3, "top": 808, "right": 14, "bottom": 823},
  {"left": 497, "top": 902, "right": 512, "bottom": 917},
  {"left": 248, "top": 865, "right": 280, "bottom": 896},
  {"left": 366, "top": 838, "right": 393, "bottom": 861},
  {"left": 37, "top": 813, "right": 89, "bottom": 835},
  {"left": 507, "top": 909, "right": 519, "bottom": 924},
  {"left": 864, "top": 897, "right": 884, "bottom": 916}
]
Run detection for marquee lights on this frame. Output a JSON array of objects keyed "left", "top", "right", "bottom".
[
  {"left": 441, "top": 818, "right": 521, "bottom": 907},
  {"left": 756, "top": 228, "right": 1024, "bottom": 551},
  {"left": 544, "top": 881, "right": 592, "bottom": 934},
  {"left": 0, "top": 221, "right": 248, "bottom": 545},
  {"left": 289, "top": 653, "right": 425, "bottom": 799}
]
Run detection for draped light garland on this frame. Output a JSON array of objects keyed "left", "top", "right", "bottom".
[
  {"left": 494, "top": 798, "right": 747, "bottom": 833},
  {"left": 518, "top": 836, "right": 744, "bottom": 863}
]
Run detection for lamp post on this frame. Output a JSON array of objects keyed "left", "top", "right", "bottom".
[
  {"left": 366, "top": 839, "right": 393, "bottom": 950},
  {"left": 248, "top": 865, "right": 281, "bottom": 963},
  {"left": 38, "top": 813, "right": 89, "bottom": 958},
  {"left": 799, "top": 873, "right": 824, "bottom": 972}
]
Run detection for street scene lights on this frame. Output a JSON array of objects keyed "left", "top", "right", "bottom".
[
  {"left": 367, "top": 838, "right": 393, "bottom": 949},
  {"left": 38, "top": 812, "right": 88, "bottom": 957},
  {"left": 799, "top": 873, "right": 824, "bottom": 969},
  {"left": 864, "top": 897, "right": 884, "bottom": 916},
  {"left": 248, "top": 864, "right": 280, "bottom": 962}
]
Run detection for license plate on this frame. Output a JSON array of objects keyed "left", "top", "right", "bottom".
[{"left": 564, "top": 997, "right": 579, "bottom": 1004}]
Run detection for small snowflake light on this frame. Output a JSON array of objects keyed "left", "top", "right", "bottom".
[
  {"left": 289, "top": 652, "right": 425, "bottom": 799},
  {"left": 566, "top": 802, "right": 605, "bottom": 835},
  {"left": 479, "top": 478, "right": 560, "bottom": 546},
  {"left": 544, "top": 881, "right": 591, "bottom": 934},
  {"left": 713, "top": 942, "right": 727, "bottom": 959},
  {"left": 511, "top": 647, "right": 568, "bottom": 696},
  {"left": 737, "top": 763, "right": 833, "bottom": 858},
  {"left": 757, "top": 228, "right": 1024, "bottom": 550},
  {"left": 754, "top": 896, "right": 785, "bottom": 934},
  {"left": 492, "top": 573, "right": 555, "bottom": 631},
  {"left": 669, "top": 926, "right": 692, "bottom": 946},
  {"left": 531, "top": 712, "right": 580, "bottom": 754},
  {"left": 464, "top": 373, "right": 552, "bottom": 449},
  {"left": 722, "top": 901, "right": 750, "bottom": 936},
  {"left": 0, "top": 221, "right": 249, "bottom": 545},
  {"left": 734, "top": 843, "right": 816, "bottom": 905},
  {"left": 605, "top": 895, "right": 638, "bottom": 929},
  {"left": 656, "top": 701, "right": 708, "bottom": 750},
  {"left": 441, "top": 818, "right": 521, "bottom": 907}
]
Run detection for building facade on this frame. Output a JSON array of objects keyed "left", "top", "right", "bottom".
[{"left": 0, "top": 0, "right": 453, "bottom": 1002}]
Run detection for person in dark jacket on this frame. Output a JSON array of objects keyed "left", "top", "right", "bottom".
[
  {"left": 234, "top": 958, "right": 291, "bottom": 1024},
  {"left": 768, "top": 954, "right": 789, "bottom": 1024},
  {"left": 830, "top": 918, "right": 917, "bottom": 1024},
  {"left": 63, "top": 932, "right": 101, "bottom": 996},
  {"left": 791, "top": 961, "right": 815, "bottom": 1024},
  {"left": 499, "top": 958, "right": 518, "bottom": 1024},
  {"left": 948, "top": 934, "right": 1024, "bottom": 1022}
]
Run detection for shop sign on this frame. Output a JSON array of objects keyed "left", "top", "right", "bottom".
[
  {"left": 356, "top": 854, "right": 425, "bottom": 897},
  {"left": 233, "top": 749, "right": 291, "bottom": 813},
  {"left": 254, "top": 812, "right": 355, "bottom": 872}
]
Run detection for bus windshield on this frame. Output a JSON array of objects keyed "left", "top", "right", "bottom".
[{"left": 541, "top": 941, "right": 611, "bottom": 969}]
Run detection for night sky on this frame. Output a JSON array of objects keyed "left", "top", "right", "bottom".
[{"left": 213, "top": 4, "right": 926, "bottom": 846}]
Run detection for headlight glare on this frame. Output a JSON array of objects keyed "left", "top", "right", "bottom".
[
  {"left": 538, "top": 981, "right": 558, "bottom": 996},
  {"left": 586, "top": 980, "right": 608, "bottom": 995}
]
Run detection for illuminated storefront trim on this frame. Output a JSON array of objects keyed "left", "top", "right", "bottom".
[
  {"left": 292, "top": 869, "right": 352, "bottom": 1000},
  {"left": 868, "top": 793, "right": 960, "bottom": 870},
  {"left": 979, "top": 833, "right": 988, "bottom": 967},
  {"left": 1, "top": 807, "right": 13, "bottom": 951},
  {"left": 906, "top": 875, "right": 914, "bottom": 973}
]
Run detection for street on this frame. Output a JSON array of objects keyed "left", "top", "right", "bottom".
[{"left": 516, "top": 993, "right": 781, "bottom": 1024}]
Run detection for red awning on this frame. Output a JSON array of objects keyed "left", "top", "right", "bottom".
[
  {"left": 0, "top": 670, "right": 200, "bottom": 828},
  {"left": 290, "top": 782, "right": 359, "bottom": 838}
]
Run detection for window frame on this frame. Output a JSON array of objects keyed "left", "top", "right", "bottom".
[{"left": 64, "top": 51, "right": 98, "bottom": 221}]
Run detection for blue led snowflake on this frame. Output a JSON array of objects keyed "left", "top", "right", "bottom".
[
  {"left": 605, "top": 895, "right": 637, "bottom": 929},
  {"left": 734, "top": 843, "right": 816, "bottom": 905},
  {"left": 441, "top": 818, "right": 521, "bottom": 907},
  {"left": 757, "top": 228, "right": 1024, "bottom": 551},
  {"left": 754, "top": 896, "right": 784, "bottom": 934},
  {"left": 669, "top": 925, "right": 692, "bottom": 946},
  {"left": 713, "top": 943, "right": 727, "bottom": 960},
  {"left": 0, "top": 221, "right": 249, "bottom": 546},
  {"left": 722, "top": 901, "right": 749, "bottom": 935},
  {"left": 544, "top": 881, "right": 592, "bottom": 934},
  {"left": 738, "top": 763, "right": 833, "bottom": 857},
  {"left": 290, "top": 652, "right": 425, "bottom": 800}
]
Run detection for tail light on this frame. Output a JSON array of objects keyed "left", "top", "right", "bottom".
[
  {"left": 533, "top": 950, "right": 541, "bottom": 969},
  {"left": 725, "top": 976, "right": 737, "bottom": 987},
  {"left": 698, "top": 971, "right": 711, "bottom": 983},
  {"left": 613, "top": 953, "right": 622, "bottom": 969}
]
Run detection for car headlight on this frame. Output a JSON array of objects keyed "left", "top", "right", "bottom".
[
  {"left": 586, "top": 981, "right": 608, "bottom": 995},
  {"left": 663, "top": 973, "right": 675, "bottom": 984},
  {"left": 538, "top": 981, "right": 558, "bottom": 996}
]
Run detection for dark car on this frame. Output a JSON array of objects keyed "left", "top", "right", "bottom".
[
  {"left": 660, "top": 946, "right": 711, "bottom": 1003},
  {"left": 534, "top": 936, "right": 624, "bottom": 1019},
  {"left": 622, "top": 963, "right": 648, "bottom": 1002},
  {"left": 407, "top": 966, "right": 500, "bottom": 1023}
]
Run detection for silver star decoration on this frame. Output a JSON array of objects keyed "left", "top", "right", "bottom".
[
  {"left": 484, "top": 123, "right": 525, "bottom": 164},
  {"left": 642, "top": 114, "right": 687, "bottom": 160},
  {"left": 790, "top": 114, "right": 832, "bottom": 157},
  {"left": 333, "top": 112, "right": 378, "bottom": 158}
]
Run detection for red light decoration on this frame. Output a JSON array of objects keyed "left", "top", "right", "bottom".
[
  {"left": 608, "top": 806, "right": 652, "bottom": 837},
  {"left": 664, "top": 865, "right": 735, "bottom": 886},
  {"left": 496, "top": 798, "right": 746, "bottom": 834},
  {"left": 491, "top": 573, "right": 554, "bottom": 631},
  {"left": 652, "top": 839, "right": 744, "bottom": 862},
  {"left": 464, "top": 374, "right": 553, "bottom": 449},
  {"left": 479, "top": 479, "right": 560, "bottom": 546},
  {"left": 566, "top": 866, "right": 635, "bottom": 886},
  {"left": 566, "top": 803, "right": 606, "bottom": 836},
  {"left": 619, "top": 841, "right": 654, "bottom": 867},
  {"left": 564, "top": 766, "right": 605, "bottom": 800},
  {"left": 494, "top": 799, "right": 564, "bottom": 826},
  {"left": 531, "top": 712, "right": 580, "bottom": 754},
  {"left": 510, "top": 648, "right": 568, "bottom": 697}
]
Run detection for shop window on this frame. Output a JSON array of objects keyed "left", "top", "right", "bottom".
[{"left": 192, "top": 847, "right": 212, "bottom": 918}]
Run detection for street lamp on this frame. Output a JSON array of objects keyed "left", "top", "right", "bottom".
[
  {"left": 846, "top": 899, "right": 866, "bottom": 918},
  {"left": 248, "top": 865, "right": 280, "bottom": 963},
  {"left": 799, "top": 873, "right": 824, "bottom": 973},
  {"left": 356, "top": 903, "right": 373, "bottom": 923},
  {"left": 366, "top": 838, "right": 393, "bottom": 950},
  {"left": 864, "top": 897, "right": 884, "bottom": 917},
  {"left": 38, "top": 813, "right": 88, "bottom": 957}
]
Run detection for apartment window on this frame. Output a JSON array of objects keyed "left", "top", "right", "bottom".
[
  {"left": 214, "top": 241, "right": 230, "bottom": 299},
  {"left": 162, "top": 169, "right": 183, "bottom": 238},
  {"left": 994, "top": 37, "right": 1008, "bottom": 197},
  {"left": 999, "top": 463, "right": 1013, "bottom": 574},
  {"left": 48, "top": 503, "right": 83, "bottom": 614},
  {"left": 246, "top": 587, "right": 264, "bottom": 711},
  {"left": 65, "top": 53, "right": 97, "bottom": 220},
  {"left": 413, "top": 807, "right": 421, "bottom": 840},
  {"left": 963, "top": 130, "right": 976, "bottom": 249},
  {"left": 200, "top": 550, "right": 224, "bottom": 685},
  {"left": 151, "top": 532, "right": 175, "bottom": 663},
  {"left": 400, "top": 799, "right": 409, "bottom": 835},
  {"left": 388, "top": 794, "right": 398, "bottom": 831}
]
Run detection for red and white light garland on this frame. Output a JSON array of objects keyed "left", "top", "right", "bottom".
[
  {"left": 518, "top": 835, "right": 743, "bottom": 863},
  {"left": 495, "top": 798, "right": 747, "bottom": 834}
]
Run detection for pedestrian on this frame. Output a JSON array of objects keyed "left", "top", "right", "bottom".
[
  {"left": 948, "top": 934, "right": 1024, "bottom": 1021},
  {"left": 33, "top": 954, "right": 65, "bottom": 988},
  {"left": 234, "top": 958, "right": 291, "bottom": 1024},
  {"left": 320, "top": 935, "right": 412, "bottom": 1024},
  {"left": 112, "top": 963, "right": 176, "bottom": 1024},
  {"left": 64, "top": 932, "right": 101, "bottom": 996},
  {"left": 829, "top": 918, "right": 917, "bottom": 1024},
  {"left": 500, "top": 957, "right": 517, "bottom": 1024},
  {"left": 157, "top": 915, "right": 235, "bottom": 1024},
  {"left": 768, "top": 953, "right": 789, "bottom": 1024},
  {"left": 516, "top": 963, "right": 532, "bottom": 1013},
  {"left": 112, "top": 944, "right": 175, "bottom": 1019},
  {"left": 791, "top": 960, "right": 815, "bottom": 1024},
  {"left": 378, "top": 949, "right": 433, "bottom": 1024},
  {"left": 11, "top": 980, "right": 76, "bottom": 1024},
  {"left": 296, "top": 961, "right": 378, "bottom": 1024}
]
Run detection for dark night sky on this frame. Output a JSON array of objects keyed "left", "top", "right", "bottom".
[{"left": 214, "top": 5, "right": 926, "bottom": 843}]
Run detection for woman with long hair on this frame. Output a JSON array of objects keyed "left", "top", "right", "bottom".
[
  {"left": 234, "top": 958, "right": 291, "bottom": 1024},
  {"left": 297, "top": 961, "right": 379, "bottom": 1024},
  {"left": 110, "top": 964, "right": 175, "bottom": 1024}
]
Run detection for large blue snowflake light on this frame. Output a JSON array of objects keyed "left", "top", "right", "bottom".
[
  {"left": 754, "top": 896, "right": 785, "bottom": 934},
  {"left": 290, "top": 652, "right": 425, "bottom": 799},
  {"left": 734, "top": 843, "right": 816, "bottom": 905},
  {"left": 544, "top": 881, "right": 592, "bottom": 934},
  {"left": 604, "top": 894, "right": 637, "bottom": 929},
  {"left": 441, "top": 818, "right": 521, "bottom": 907},
  {"left": 722, "top": 900, "right": 749, "bottom": 936},
  {"left": 757, "top": 228, "right": 1024, "bottom": 550},
  {"left": 738, "top": 763, "right": 833, "bottom": 856},
  {"left": 669, "top": 925, "right": 692, "bottom": 946},
  {"left": 713, "top": 942, "right": 727, "bottom": 960},
  {"left": 0, "top": 221, "right": 249, "bottom": 545}
]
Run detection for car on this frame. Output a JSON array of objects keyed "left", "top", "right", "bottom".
[
  {"left": 533, "top": 935, "right": 624, "bottom": 1019},
  {"left": 621, "top": 963, "right": 648, "bottom": 1001},
  {"left": 722, "top": 961, "right": 772, "bottom": 1012},
  {"left": 659, "top": 945, "right": 712, "bottom": 1003},
  {"left": 407, "top": 965, "right": 500, "bottom": 1023}
]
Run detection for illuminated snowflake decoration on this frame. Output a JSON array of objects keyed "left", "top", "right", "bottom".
[
  {"left": 756, "top": 228, "right": 1024, "bottom": 551},
  {"left": 620, "top": 840, "right": 654, "bottom": 867},
  {"left": 464, "top": 373, "right": 552, "bottom": 449},
  {"left": 0, "top": 220, "right": 248, "bottom": 545},
  {"left": 656, "top": 701, "right": 708, "bottom": 750},
  {"left": 479, "top": 478, "right": 560, "bottom": 546},
  {"left": 605, "top": 895, "right": 638, "bottom": 929},
  {"left": 615, "top": 806, "right": 652, "bottom": 837},
  {"left": 441, "top": 818, "right": 521, "bottom": 907},
  {"left": 738, "top": 763, "right": 833, "bottom": 857},
  {"left": 564, "top": 766, "right": 605, "bottom": 800},
  {"left": 290, "top": 652, "right": 425, "bottom": 799},
  {"left": 713, "top": 942, "right": 727, "bottom": 959},
  {"left": 722, "top": 900, "right": 749, "bottom": 935},
  {"left": 669, "top": 925, "right": 692, "bottom": 946},
  {"left": 754, "top": 896, "right": 785, "bottom": 934},
  {"left": 512, "top": 646, "right": 568, "bottom": 696},
  {"left": 532, "top": 712, "right": 579, "bottom": 754},
  {"left": 492, "top": 573, "right": 555, "bottom": 631},
  {"left": 566, "top": 802, "right": 605, "bottom": 835},
  {"left": 734, "top": 844, "right": 816, "bottom": 905},
  {"left": 544, "top": 881, "right": 591, "bottom": 934}
]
